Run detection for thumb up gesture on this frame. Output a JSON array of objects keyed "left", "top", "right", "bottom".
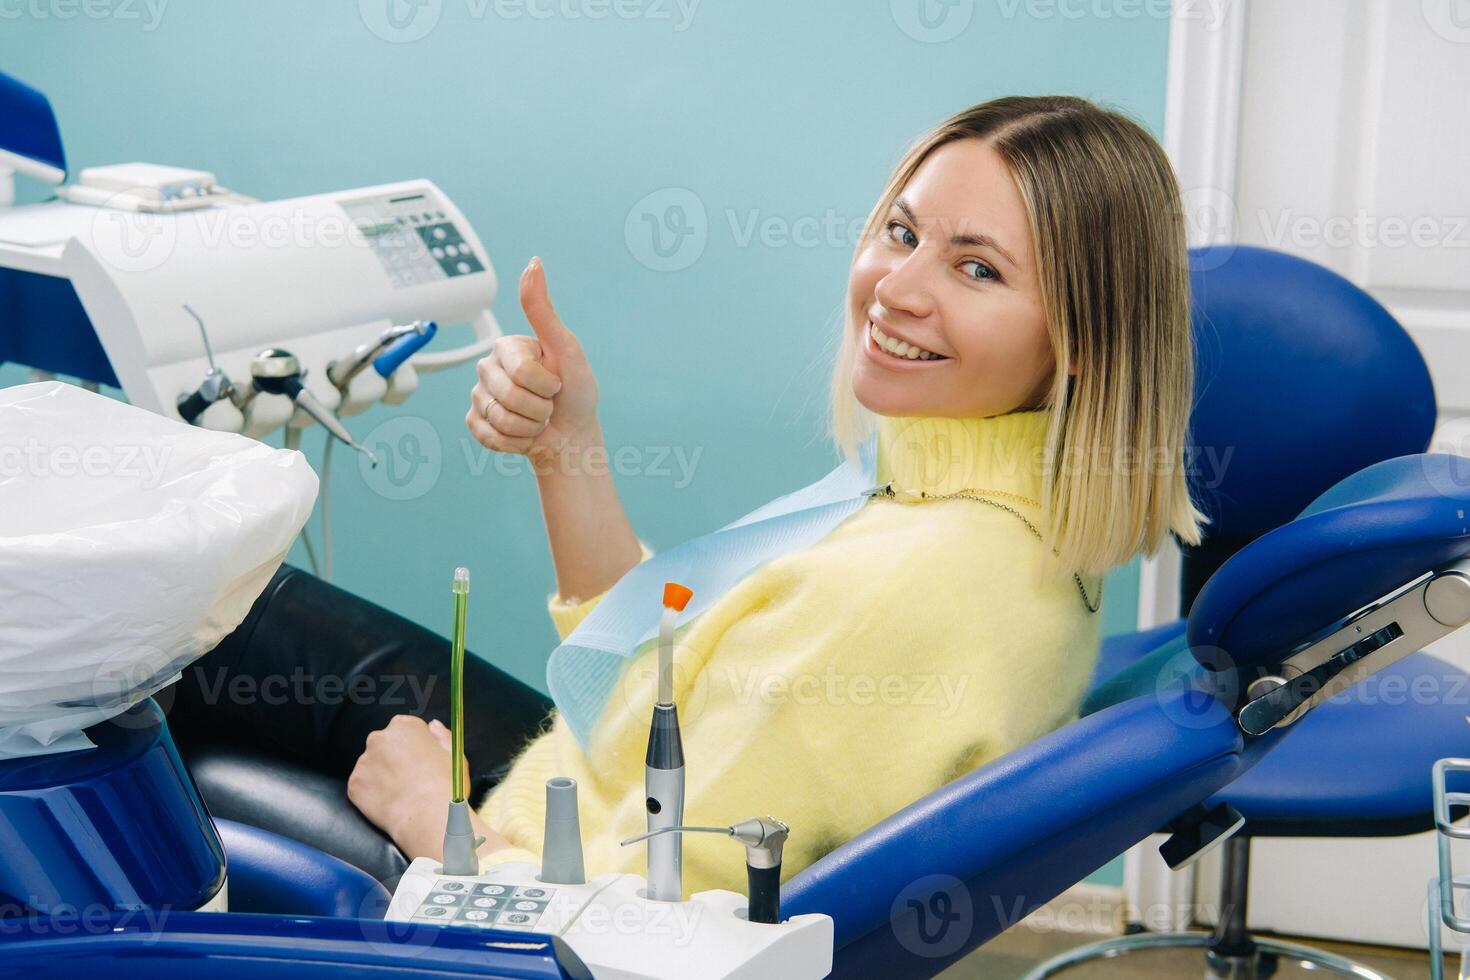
[{"left": 467, "top": 257, "right": 601, "bottom": 459}]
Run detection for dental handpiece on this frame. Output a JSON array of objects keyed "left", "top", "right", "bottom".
[
  {"left": 646, "top": 582, "right": 694, "bottom": 902},
  {"left": 176, "top": 304, "right": 236, "bottom": 425},
  {"left": 250, "top": 348, "right": 379, "bottom": 467},
  {"left": 327, "top": 320, "right": 435, "bottom": 389},
  {"left": 622, "top": 816, "right": 789, "bottom": 924}
]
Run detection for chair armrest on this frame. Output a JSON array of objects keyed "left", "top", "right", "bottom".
[
  {"left": 782, "top": 691, "right": 1244, "bottom": 978},
  {"left": 216, "top": 818, "right": 390, "bottom": 918}
]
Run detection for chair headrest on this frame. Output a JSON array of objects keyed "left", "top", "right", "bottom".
[
  {"left": 1187, "top": 452, "right": 1470, "bottom": 672},
  {"left": 0, "top": 69, "right": 65, "bottom": 184},
  {"left": 1186, "top": 245, "right": 1436, "bottom": 539}
]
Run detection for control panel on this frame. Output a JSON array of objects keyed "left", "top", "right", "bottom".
[{"left": 341, "top": 189, "right": 486, "bottom": 290}]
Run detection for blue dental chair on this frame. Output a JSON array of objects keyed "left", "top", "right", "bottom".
[
  {"left": 781, "top": 244, "right": 1470, "bottom": 978},
  {"left": 1022, "top": 245, "right": 1470, "bottom": 978},
  {"left": 5, "top": 243, "right": 1469, "bottom": 980}
]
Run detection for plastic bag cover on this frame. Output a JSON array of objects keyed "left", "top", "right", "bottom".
[{"left": 0, "top": 382, "right": 318, "bottom": 758}]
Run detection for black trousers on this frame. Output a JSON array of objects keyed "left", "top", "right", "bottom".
[{"left": 163, "top": 564, "right": 555, "bottom": 883}]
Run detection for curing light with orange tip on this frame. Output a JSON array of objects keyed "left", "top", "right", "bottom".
[{"left": 646, "top": 581, "right": 693, "bottom": 901}]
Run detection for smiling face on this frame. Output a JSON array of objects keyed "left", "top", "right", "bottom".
[{"left": 848, "top": 138, "right": 1065, "bottom": 419}]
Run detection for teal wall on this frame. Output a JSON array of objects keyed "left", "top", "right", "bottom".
[{"left": 3, "top": 0, "right": 1168, "bottom": 890}]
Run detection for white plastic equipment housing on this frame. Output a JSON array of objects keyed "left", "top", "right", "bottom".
[
  {"left": 387, "top": 857, "right": 833, "bottom": 980},
  {"left": 0, "top": 178, "right": 500, "bottom": 432}
]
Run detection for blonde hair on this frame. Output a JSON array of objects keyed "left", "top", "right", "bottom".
[{"left": 830, "top": 95, "right": 1209, "bottom": 582}]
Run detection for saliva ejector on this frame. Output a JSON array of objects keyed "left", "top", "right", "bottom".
[{"left": 441, "top": 566, "right": 483, "bottom": 875}]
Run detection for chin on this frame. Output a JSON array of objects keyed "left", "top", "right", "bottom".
[{"left": 851, "top": 374, "right": 933, "bottom": 418}]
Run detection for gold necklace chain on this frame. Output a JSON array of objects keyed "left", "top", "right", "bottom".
[{"left": 867, "top": 482, "right": 1102, "bottom": 614}]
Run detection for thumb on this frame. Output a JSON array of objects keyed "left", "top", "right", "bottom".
[
  {"left": 519, "top": 257, "right": 580, "bottom": 370},
  {"left": 428, "top": 718, "right": 452, "bottom": 751}
]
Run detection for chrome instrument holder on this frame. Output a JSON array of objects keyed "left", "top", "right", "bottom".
[
  {"left": 1237, "top": 558, "right": 1470, "bottom": 736},
  {"left": 1430, "top": 758, "right": 1470, "bottom": 980}
]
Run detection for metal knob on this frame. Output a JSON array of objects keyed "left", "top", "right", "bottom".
[{"left": 1425, "top": 571, "right": 1470, "bottom": 627}]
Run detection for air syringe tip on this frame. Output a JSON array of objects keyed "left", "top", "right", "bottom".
[{"left": 453, "top": 566, "right": 470, "bottom": 593}]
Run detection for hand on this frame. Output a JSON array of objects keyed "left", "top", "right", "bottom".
[
  {"left": 347, "top": 715, "right": 510, "bottom": 860},
  {"left": 466, "top": 257, "right": 601, "bottom": 463}
]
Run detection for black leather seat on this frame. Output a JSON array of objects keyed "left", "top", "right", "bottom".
[
  {"left": 180, "top": 739, "right": 411, "bottom": 886},
  {"left": 163, "top": 564, "right": 554, "bottom": 886}
]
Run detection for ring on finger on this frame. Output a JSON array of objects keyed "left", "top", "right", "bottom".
[{"left": 483, "top": 395, "right": 497, "bottom": 421}]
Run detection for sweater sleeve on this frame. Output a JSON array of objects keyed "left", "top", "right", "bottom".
[{"left": 546, "top": 540, "right": 655, "bottom": 641}]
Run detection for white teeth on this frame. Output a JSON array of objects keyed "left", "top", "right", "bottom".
[{"left": 869, "top": 322, "right": 944, "bottom": 361}]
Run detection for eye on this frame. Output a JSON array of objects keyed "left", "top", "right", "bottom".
[
  {"left": 884, "top": 220, "right": 918, "bottom": 248},
  {"left": 960, "top": 259, "right": 1000, "bottom": 283}
]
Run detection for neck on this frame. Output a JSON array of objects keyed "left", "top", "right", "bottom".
[{"left": 875, "top": 410, "right": 1051, "bottom": 504}]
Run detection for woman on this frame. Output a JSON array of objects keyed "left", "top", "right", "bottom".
[{"left": 344, "top": 95, "right": 1209, "bottom": 895}]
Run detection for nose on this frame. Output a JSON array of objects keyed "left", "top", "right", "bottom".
[{"left": 872, "top": 249, "right": 935, "bottom": 322}]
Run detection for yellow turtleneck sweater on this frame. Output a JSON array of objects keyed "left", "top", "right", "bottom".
[{"left": 477, "top": 410, "right": 1104, "bottom": 895}]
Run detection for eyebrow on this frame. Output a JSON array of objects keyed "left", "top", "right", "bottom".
[{"left": 893, "top": 198, "right": 1021, "bottom": 271}]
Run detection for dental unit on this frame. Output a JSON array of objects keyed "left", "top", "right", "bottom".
[
  {"left": 382, "top": 574, "right": 835, "bottom": 978},
  {"left": 0, "top": 70, "right": 499, "bottom": 576}
]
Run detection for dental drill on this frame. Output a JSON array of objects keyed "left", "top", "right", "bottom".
[
  {"left": 249, "top": 348, "right": 378, "bottom": 467},
  {"left": 442, "top": 566, "right": 485, "bottom": 875},
  {"left": 645, "top": 582, "right": 693, "bottom": 902},
  {"left": 326, "top": 319, "right": 437, "bottom": 390},
  {"left": 622, "top": 817, "right": 790, "bottom": 924}
]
